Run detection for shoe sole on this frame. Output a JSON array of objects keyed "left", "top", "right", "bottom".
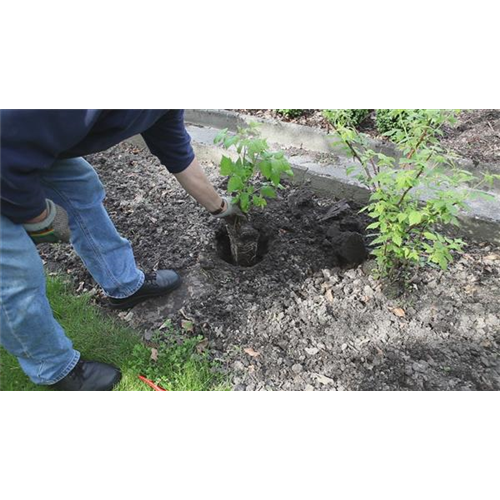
[{"left": 109, "top": 278, "right": 182, "bottom": 311}]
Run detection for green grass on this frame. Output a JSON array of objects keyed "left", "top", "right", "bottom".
[{"left": 0, "top": 276, "right": 228, "bottom": 391}]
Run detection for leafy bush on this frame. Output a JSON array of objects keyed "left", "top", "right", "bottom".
[
  {"left": 214, "top": 123, "right": 294, "bottom": 213},
  {"left": 376, "top": 109, "right": 423, "bottom": 136},
  {"left": 323, "top": 109, "right": 370, "bottom": 128},
  {"left": 276, "top": 109, "right": 304, "bottom": 118},
  {"left": 331, "top": 109, "right": 499, "bottom": 280}
]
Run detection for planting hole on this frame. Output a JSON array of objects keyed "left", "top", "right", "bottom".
[{"left": 216, "top": 225, "right": 270, "bottom": 267}]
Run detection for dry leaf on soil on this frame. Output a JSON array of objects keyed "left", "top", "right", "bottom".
[
  {"left": 150, "top": 348, "right": 159, "bottom": 362},
  {"left": 392, "top": 308, "right": 406, "bottom": 318},
  {"left": 244, "top": 347, "right": 260, "bottom": 358}
]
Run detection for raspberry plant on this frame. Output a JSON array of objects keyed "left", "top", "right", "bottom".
[
  {"left": 214, "top": 123, "right": 294, "bottom": 213},
  {"left": 214, "top": 123, "right": 294, "bottom": 267},
  {"left": 332, "top": 109, "right": 499, "bottom": 280}
]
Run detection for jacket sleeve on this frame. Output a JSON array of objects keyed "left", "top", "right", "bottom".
[
  {"left": 141, "top": 110, "right": 195, "bottom": 174},
  {"left": 0, "top": 110, "right": 102, "bottom": 223}
]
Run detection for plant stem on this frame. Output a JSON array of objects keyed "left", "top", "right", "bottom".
[{"left": 333, "top": 127, "right": 377, "bottom": 189}]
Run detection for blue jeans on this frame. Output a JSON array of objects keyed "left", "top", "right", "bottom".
[{"left": 0, "top": 157, "right": 144, "bottom": 385}]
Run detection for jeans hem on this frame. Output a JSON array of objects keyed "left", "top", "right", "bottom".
[
  {"left": 105, "top": 270, "right": 145, "bottom": 299},
  {"left": 46, "top": 350, "right": 81, "bottom": 385}
]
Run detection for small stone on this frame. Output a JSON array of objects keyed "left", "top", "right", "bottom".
[
  {"left": 362, "top": 260, "right": 377, "bottom": 276},
  {"left": 305, "top": 347, "right": 319, "bottom": 356},
  {"left": 233, "top": 361, "right": 245, "bottom": 371},
  {"left": 480, "top": 357, "right": 491, "bottom": 368},
  {"left": 413, "top": 361, "right": 428, "bottom": 373},
  {"left": 305, "top": 384, "right": 315, "bottom": 391},
  {"left": 292, "top": 363, "right": 303, "bottom": 374},
  {"left": 313, "top": 373, "right": 334, "bottom": 385},
  {"left": 484, "top": 314, "right": 499, "bottom": 327},
  {"left": 322, "top": 269, "right": 332, "bottom": 280}
]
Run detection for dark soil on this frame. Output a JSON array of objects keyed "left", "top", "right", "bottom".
[
  {"left": 234, "top": 109, "right": 500, "bottom": 165},
  {"left": 441, "top": 109, "right": 500, "bottom": 165},
  {"left": 40, "top": 143, "right": 500, "bottom": 391}
]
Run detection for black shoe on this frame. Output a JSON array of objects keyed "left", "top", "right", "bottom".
[
  {"left": 109, "top": 270, "right": 182, "bottom": 310},
  {"left": 52, "top": 359, "right": 121, "bottom": 391}
]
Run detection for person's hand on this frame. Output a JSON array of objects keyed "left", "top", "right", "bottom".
[
  {"left": 23, "top": 199, "right": 71, "bottom": 245},
  {"left": 213, "top": 196, "right": 245, "bottom": 219}
]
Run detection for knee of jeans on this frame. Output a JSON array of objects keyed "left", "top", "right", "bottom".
[
  {"left": 80, "top": 168, "right": 106, "bottom": 206},
  {"left": 0, "top": 217, "right": 46, "bottom": 304},
  {"left": 1, "top": 246, "right": 46, "bottom": 305}
]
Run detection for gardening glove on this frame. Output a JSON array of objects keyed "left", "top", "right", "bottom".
[
  {"left": 212, "top": 196, "right": 245, "bottom": 219},
  {"left": 23, "top": 199, "right": 71, "bottom": 245}
]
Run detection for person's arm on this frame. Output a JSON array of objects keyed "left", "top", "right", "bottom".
[
  {"left": 141, "top": 110, "right": 235, "bottom": 217},
  {"left": 174, "top": 158, "right": 226, "bottom": 213}
]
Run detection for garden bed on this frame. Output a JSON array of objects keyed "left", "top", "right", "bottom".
[
  {"left": 234, "top": 109, "right": 500, "bottom": 165},
  {"left": 40, "top": 143, "right": 500, "bottom": 391}
]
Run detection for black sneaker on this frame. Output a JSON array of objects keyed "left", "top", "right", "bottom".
[
  {"left": 109, "top": 270, "right": 181, "bottom": 310},
  {"left": 52, "top": 359, "right": 121, "bottom": 391}
]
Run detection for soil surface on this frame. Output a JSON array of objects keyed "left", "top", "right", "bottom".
[
  {"left": 234, "top": 109, "right": 500, "bottom": 165},
  {"left": 41, "top": 143, "right": 500, "bottom": 391}
]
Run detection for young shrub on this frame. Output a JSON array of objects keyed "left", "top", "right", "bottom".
[
  {"left": 214, "top": 123, "right": 294, "bottom": 266},
  {"left": 214, "top": 123, "right": 294, "bottom": 214},
  {"left": 331, "top": 109, "right": 500, "bottom": 281},
  {"left": 323, "top": 109, "right": 370, "bottom": 128}
]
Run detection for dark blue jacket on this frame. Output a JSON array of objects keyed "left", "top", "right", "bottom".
[{"left": 0, "top": 109, "right": 195, "bottom": 223}]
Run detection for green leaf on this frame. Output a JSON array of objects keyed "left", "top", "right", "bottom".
[
  {"left": 409, "top": 211, "right": 423, "bottom": 226},
  {"left": 223, "top": 136, "right": 239, "bottom": 149},
  {"left": 220, "top": 156, "right": 234, "bottom": 176},
  {"left": 258, "top": 160, "right": 272, "bottom": 179},
  {"left": 424, "top": 232, "right": 437, "bottom": 241},
  {"left": 260, "top": 185, "right": 277, "bottom": 199},
  {"left": 252, "top": 195, "right": 267, "bottom": 208},
  {"left": 392, "top": 234, "right": 403, "bottom": 246},
  {"left": 227, "top": 176, "right": 244, "bottom": 193},
  {"left": 214, "top": 128, "right": 228, "bottom": 145},
  {"left": 270, "top": 172, "right": 281, "bottom": 186},
  {"left": 247, "top": 139, "right": 268, "bottom": 157},
  {"left": 240, "top": 192, "right": 250, "bottom": 213}
]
